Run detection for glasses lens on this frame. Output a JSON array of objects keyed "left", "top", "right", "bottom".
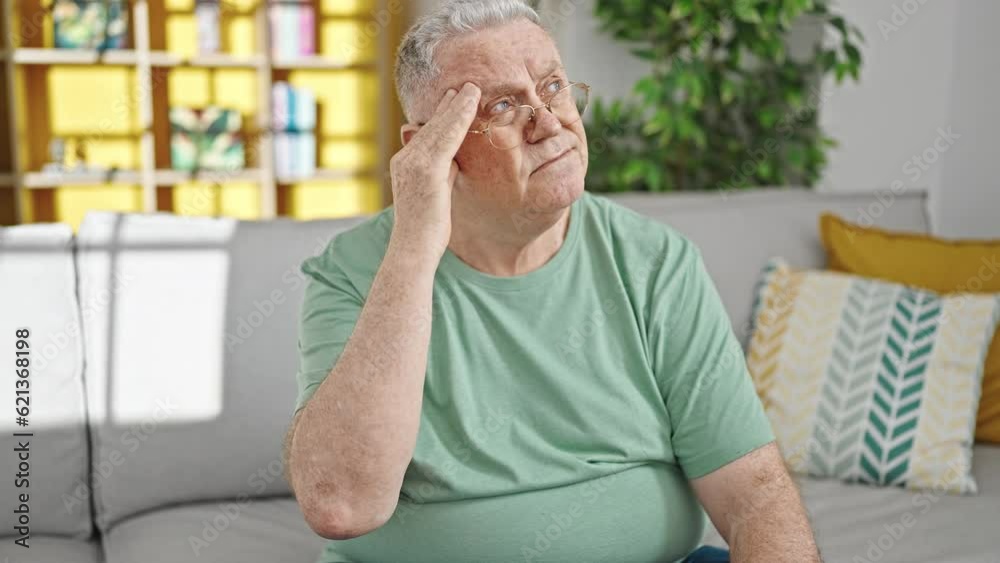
[
  {"left": 552, "top": 83, "right": 589, "bottom": 126},
  {"left": 489, "top": 106, "right": 533, "bottom": 150}
]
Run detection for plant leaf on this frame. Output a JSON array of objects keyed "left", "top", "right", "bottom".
[{"left": 670, "top": 0, "right": 693, "bottom": 20}]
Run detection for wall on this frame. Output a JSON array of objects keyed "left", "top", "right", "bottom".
[
  {"left": 818, "top": 0, "right": 1000, "bottom": 238},
  {"left": 935, "top": 0, "right": 1000, "bottom": 238},
  {"left": 817, "top": 1, "right": 957, "bottom": 205}
]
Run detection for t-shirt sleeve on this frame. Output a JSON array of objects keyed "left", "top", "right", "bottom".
[
  {"left": 293, "top": 244, "right": 365, "bottom": 416},
  {"left": 650, "top": 239, "right": 775, "bottom": 480}
]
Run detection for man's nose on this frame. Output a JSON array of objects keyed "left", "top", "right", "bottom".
[{"left": 526, "top": 105, "right": 563, "bottom": 143}]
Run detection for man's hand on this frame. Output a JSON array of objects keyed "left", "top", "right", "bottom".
[
  {"left": 389, "top": 82, "right": 481, "bottom": 260},
  {"left": 288, "top": 85, "right": 481, "bottom": 540},
  {"left": 690, "top": 441, "right": 822, "bottom": 563}
]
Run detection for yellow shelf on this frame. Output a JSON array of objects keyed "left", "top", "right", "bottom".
[
  {"left": 173, "top": 180, "right": 260, "bottom": 219},
  {"left": 288, "top": 178, "right": 381, "bottom": 220},
  {"left": 54, "top": 184, "right": 145, "bottom": 231},
  {"left": 3, "top": 0, "right": 397, "bottom": 226}
]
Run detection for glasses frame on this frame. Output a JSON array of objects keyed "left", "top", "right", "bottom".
[{"left": 468, "top": 81, "right": 591, "bottom": 150}]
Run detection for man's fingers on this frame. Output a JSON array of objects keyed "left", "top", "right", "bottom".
[
  {"left": 434, "top": 88, "right": 459, "bottom": 115},
  {"left": 406, "top": 88, "right": 458, "bottom": 151},
  {"left": 418, "top": 82, "right": 481, "bottom": 157},
  {"left": 448, "top": 159, "right": 459, "bottom": 189}
]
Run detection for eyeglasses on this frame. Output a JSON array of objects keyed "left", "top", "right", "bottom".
[{"left": 468, "top": 81, "right": 591, "bottom": 150}]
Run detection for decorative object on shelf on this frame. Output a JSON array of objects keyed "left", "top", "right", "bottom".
[
  {"left": 72, "top": 137, "right": 89, "bottom": 171},
  {"left": 41, "top": 138, "right": 68, "bottom": 173},
  {"left": 272, "top": 82, "right": 317, "bottom": 178},
  {"left": 195, "top": 0, "right": 221, "bottom": 55},
  {"left": 170, "top": 107, "right": 246, "bottom": 172},
  {"left": 53, "top": 0, "right": 129, "bottom": 50},
  {"left": 272, "top": 81, "right": 316, "bottom": 131},
  {"left": 274, "top": 132, "right": 316, "bottom": 179},
  {"left": 39, "top": 137, "right": 109, "bottom": 175},
  {"left": 268, "top": 0, "right": 315, "bottom": 60}
]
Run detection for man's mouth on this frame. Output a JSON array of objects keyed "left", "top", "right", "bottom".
[{"left": 533, "top": 148, "right": 574, "bottom": 175}]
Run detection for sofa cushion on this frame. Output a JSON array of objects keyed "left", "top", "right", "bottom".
[
  {"left": 609, "top": 189, "right": 930, "bottom": 344},
  {"left": 746, "top": 258, "right": 998, "bottom": 493},
  {"left": 76, "top": 211, "right": 366, "bottom": 530},
  {"left": 702, "top": 444, "right": 1000, "bottom": 562},
  {"left": 0, "top": 536, "right": 101, "bottom": 562},
  {"left": 0, "top": 224, "right": 92, "bottom": 537},
  {"left": 820, "top": 212, "right": 1000, "bottom": 444},
  {"left": 102, "top": 497, "right": 326, "bottom": 563}
]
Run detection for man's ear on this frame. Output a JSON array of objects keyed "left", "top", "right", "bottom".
[{"left": 401, "top": 124, "right": 421, "bottom": 147}]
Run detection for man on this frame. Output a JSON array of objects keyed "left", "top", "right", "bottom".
[{"left": 284, "top": 1, "right": 821, "bottom": 562}]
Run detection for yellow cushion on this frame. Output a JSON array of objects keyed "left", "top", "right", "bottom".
[{"left": 820, "top": 213, "right": 1000, "bottom": 443}]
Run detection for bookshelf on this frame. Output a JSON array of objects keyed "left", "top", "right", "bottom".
[{"left": 0, "top": 0, "right": 405, "bottom": 228}]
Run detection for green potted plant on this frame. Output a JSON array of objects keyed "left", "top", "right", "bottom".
[{"left": 585, "top": 0, "right": 864, "bottom": 192}]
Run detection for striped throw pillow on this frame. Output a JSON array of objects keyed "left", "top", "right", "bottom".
[{"left": 747, "top": 258, "right": 1000, "bottom": 494}]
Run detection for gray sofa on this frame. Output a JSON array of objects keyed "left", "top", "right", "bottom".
[{"left": 1, "top": 188, "right": 997, "bottom": 563}]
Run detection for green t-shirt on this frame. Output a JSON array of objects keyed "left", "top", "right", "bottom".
[{"left": 294, "top": 192, "right": 775, "bottom": 563}]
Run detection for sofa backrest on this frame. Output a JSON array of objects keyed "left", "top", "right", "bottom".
[
  {"left": 75, "top": 211, "right": 366, "bottom": 531},
  {"left": 609, "top": 188, "right": 930, "bottom": 343},
  {"left": 0, "top": 224, "right": 92, "bottom": 538}
]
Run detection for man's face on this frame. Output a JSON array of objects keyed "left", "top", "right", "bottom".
[{"left": 416, "top": 19, "right": 588, "bottom": 220}]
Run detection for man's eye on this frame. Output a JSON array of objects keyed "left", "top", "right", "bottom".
[
  {"left": 490, "top": 99, "right": 513, "bottom": 114},
  {"left": 546, "top": 80, "right": 564, "bottom": 94}
]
